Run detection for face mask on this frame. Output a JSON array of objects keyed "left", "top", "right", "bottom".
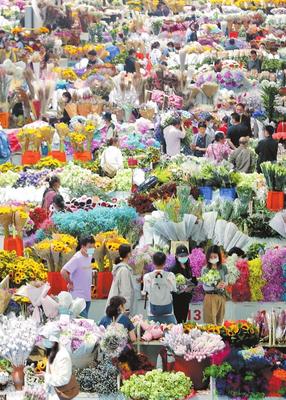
[
  {"left": 209, "top": 257, "right": 219, "bottom": 264},
  {"left": 87, "top": 248, "right": 94, "bottom": 257},
  {"left": 43, "top": 338, "right": 54, "bottom": 349},
  {"left": 178, "top": 256, "right": 188, "bottom": 264}
]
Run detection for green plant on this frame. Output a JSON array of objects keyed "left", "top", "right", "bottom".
[
  {"left": 246, "top": 242, "right": 266, "bottom": 260},
  {"left": 260, "top": 162, "right": 286, "bottom": 191},
  {"left": 204, "top": 363, "right": 233, "bottom": 380},
  {"left": 260, "top": 80, "right": 279, "bottom": 122}
]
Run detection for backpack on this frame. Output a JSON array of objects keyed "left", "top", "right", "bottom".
[
  {"left": 0, "top": 131, "right": 10, "bottom": 160},
  {"left": 148, "top": 271, "right": 173, "bottom": 316}
]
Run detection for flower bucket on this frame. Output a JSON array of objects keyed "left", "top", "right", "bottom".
[
  {"left": 73, "top": 152, "right": 92, "bottom": 162},
  {"left": 96, "top": 271, "right": 113, "bottom": 299},
  {"left": 47, "top": 272, "right": 68, "bottom": 295},
  {"left": 48, "top": 151, "right": 67, "bottom": 162},
  {"left": 219, "top": 187, "right": 236, "bottom": 201},
  {"left": 0, "top": 112, "right": 9, "bottom": 128},
  {"left": 199, "top": 186, "right": 213, "bottom": 203},
  {"left": 266, "top": 191, "right": 284, "bottom": 212},
  {"left": 229, "top": 31, "right": 238, "bottom": 38},
  {"left": 12, "top": 365, "right": 24, "bottom": 391},
  {"left": 3, "top": 236, "right": 23, "bottom": 256},
  {"left": 22, "top": 151, "right": 41, "bottom": 165},
  {"left": 174, "top": 356, "right": 210, "bottom": 390}
]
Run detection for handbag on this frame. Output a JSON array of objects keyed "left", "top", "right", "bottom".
[{"left": 55, "top": 374, "right": 80, "bottom": 400}]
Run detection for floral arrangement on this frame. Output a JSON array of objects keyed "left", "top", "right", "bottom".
[
  {"left": 224, "top": 254, "right": 240, "bottom": 285},
  {"left": 39, "top": 319, "right": 105, "bottom": 365},
  {"left": 261, "top": 162, "right": 286, "bottom": 192},
  {"left": 113, "top": 169, "right": 132, "bottom": 191},
  {"left": 163, "top": 325, "right": 225, "bottom": 362},
  {"left": 0, "top": 315, "right": 37, "bottom": 366},
  {"left": 121, "top": 369, "right": 192, "bottom": 400},
  {"left": 33, "top": 234, "right": 78, "bottom": 272},
  {"left": 75, "top": 358, "right": 119, "bottom": 394},
  {"left": 0, "top": 204, "right": 29, "bottom": 237},
  {"left": 262, "top": 248, "right": 286, "bottom": 301},
  {"left": 0, "top": 250, "right": 47, "bottom": 286},
  {"left": 248, "top": 258, "right": 265, "bottom": 301},
  {"left": 0, "top": 170, "right": 20, "bottom": 187},
  {"left": 34, "top": 157, "right": 64, "bottom": 170},
  {"left": 198, "top": 269, "right": 221, "bottom": 287},
  {"left": 0, "top": 162, "right": 22, "bottom": 173},
  {"left": 29, "top": 207, "right": 48, "bottom": 230},
  {"left": 52, "top": 206, "right": 138, "bottom": 238},
  {"left": 191, "top": 321, "right": 260, "bottom": 349},
  {"left": 23, "top": 386, "right": 46, "bottom": 400},
  {"left": 232, "top": 258, "right": 251, "bottom": 302},
  {"left": 14, "top": 170, "right": 49, "bottom": 188},
  {"left": 216, "top": 69, "right": 245, "bottom": 90},
  {"left": 100, "top": 323, "right": 128, "bottom": 358},
  {"left": 93, "top": 230, "right": 129, "bottom": 270}
]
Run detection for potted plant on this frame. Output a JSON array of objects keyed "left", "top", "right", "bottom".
[{"left": 261, "top": 162, "right": 286, "bottom": 211}]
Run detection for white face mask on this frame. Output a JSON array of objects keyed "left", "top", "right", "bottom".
[{"left": 209, "top": 257, "right": 219, "bottom": 264}]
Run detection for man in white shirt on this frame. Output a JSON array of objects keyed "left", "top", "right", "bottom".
[
  {"left": 142, "top": 252, "right": 177, "bottom": 324},
  {"left": 100, "top": 137, "right": 124, "bottom": 176},
  {"left": 163, "top": 117, "right": 186, "bottom": 156}
]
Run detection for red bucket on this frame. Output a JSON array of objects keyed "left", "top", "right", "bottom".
[
  {"left": 174, "top": 356, "right": 210, "bottom": 390},
  {"left": 48, "top": 151, "right": 67, "bottom": 162},
  {"left": 3, "top": 237, "right": 23, "bottom": 256},
  {"left": 47, "top": 272, "right": 68, "bottom": 295},
  {"left": 229, "top": 31, "right": 238, "bottom": 38},
  {"left": 96, "top": 271, "right": 113, "bottom": 299},
  {"left": 22, "top": 151, "right": 41, "bottom": 165},
  {"left": 73, "top": 151, "right": 92, "bottom": 162},
  {"left": 266, "top": 191, "right": 284, "bottom": 212}
]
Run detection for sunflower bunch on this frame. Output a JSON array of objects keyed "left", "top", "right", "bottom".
[
  {"left": 0, "top": 162, "right": 22, "bottom": 173},
  {"left": 0, "top": 251, "right": 48, "bottom": 287},
  {"left": 53, "top": 234, "right": 77, "bottom": 249},
  {"left": 17, "top": 127, "right": 42, "bottom": 152},
  {"left": 92, "top": 256, "right": 112, "bottom": 271},
  {"left": 34, "top": 156, "right": 64, "bottom": 170},
  {"left": 69, "top": 132, "right": 86, "bottom": 152},
  {"left": 35, "top": 358, "right": 47, "bottom": 373}
]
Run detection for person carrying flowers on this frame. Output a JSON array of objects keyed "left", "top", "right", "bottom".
[
  {"left": 170, "top": 245, "right": 198, "bottom": 323},
  {"left": 200, "top": 245, "right": 228, "bottom": 325}
]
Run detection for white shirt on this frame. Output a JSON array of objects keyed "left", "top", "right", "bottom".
[
  {"left": 100, "top": 146, "right": 124, "bottom": 170},
  {"left": 163, "top": 125, "right": 186, "bottom": 156},
  {"left": 142, "top": 270, "right": 176, "bottom": 316},
  {"left": 150, "top": 48, "right": 162, "bottom": 65},
  {"left": 45, "top": 346, "right": 72, "bottom": 400}
]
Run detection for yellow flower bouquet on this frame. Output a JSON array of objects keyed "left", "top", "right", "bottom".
[
  {"left": 0, "top": 205, "right": 29, "bottom": 238},
  {"left": 55, "top": 122, "right": 70, "bottom": 151},
  {"left": 69, "top": 132, "right": 86, "bottom": 153},
  {"left": 94, "top": 231, "right": 129, "bottom": 267},
  {"left": 0, "top": 250, "right": 48, "bottom": 287}
]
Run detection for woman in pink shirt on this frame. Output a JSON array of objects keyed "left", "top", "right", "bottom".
[
  {"left": 42, "top": 176, "right": 61, "bottom": 212},
  {"left": 206, "top": 131, "right": 232, "bottom": 163}
]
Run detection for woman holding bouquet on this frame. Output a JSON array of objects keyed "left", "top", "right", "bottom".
[
  {"left": 201, "top": 246, "right": 228, "bottom": 325},
  {"left": 170, "top": 245, "right": 198, "bottom": 323}
]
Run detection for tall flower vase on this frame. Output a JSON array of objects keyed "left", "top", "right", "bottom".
[{"left": 12, "top": 365, "right": 24, "bottom": 391}]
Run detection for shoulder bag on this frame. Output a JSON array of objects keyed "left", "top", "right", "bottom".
[{"left": 55, "top": 374, "right": 80, "bottom": 400}]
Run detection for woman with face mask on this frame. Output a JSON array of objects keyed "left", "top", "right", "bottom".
[
  {"left": 61, "top": 236, "right": 95, "bottom": 318},
  {"left": 170, "top": 245, "right": 198, "bottom": 323},
  {"left": 40, "top": 326, "right": 78, "bottom": 400},
  {"left": 201, "top": 245, "right": 228, "bottom": 325},
  {"left": 106, "top": 244, "right": 135, "bottom": 316}
]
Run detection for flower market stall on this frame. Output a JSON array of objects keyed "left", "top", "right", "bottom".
[{"left": 2, "top": 0, "right": 286, "bottom": 398}]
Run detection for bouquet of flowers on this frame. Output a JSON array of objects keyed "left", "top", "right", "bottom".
[
  {"left": 216, "top": 69, "right": 245, "bottom": 90},
  {"left": 198, "top": 269, "right": 221, "bottom": 287},
  {"left": 100, "top": 323, "right": 128, "bottom": 358},
  {"left": 0, "top": 315, "right": 37, "bottom": 366},
  {"left": 121, "top": 369, "right": 192, "bottom": 400},
  {"left": 260, "top": 162, "right": 286, "bottom": 192},
  {"left": 163, "top": 325, "right": 225, "bottom": 362},
  {"left": 39, "top": 319, "right": 105, "bottom": 368}
]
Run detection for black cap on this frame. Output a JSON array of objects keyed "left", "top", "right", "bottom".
[{"left": 176, "top": 245, "right": 189, "bottom": 257}]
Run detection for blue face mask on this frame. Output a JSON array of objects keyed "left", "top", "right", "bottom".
[
  {"left": 87, "top": 248, "right": 94, "bottom": 257},
  {"left": 178, "top": 256, "right": 188, "bottom": 264},
  {"left": 43, "top": 338, "right": 54, "bottom": 349}
]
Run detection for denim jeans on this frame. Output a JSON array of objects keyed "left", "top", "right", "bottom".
[
  {"left": 80, "top": 301, "right": 91, "bottom": 318},
  {"left": 148, "top": 314, "right": 177, "bottom": 324}
]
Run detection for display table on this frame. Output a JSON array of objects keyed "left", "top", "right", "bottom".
[{"left": 89, "top": 299, "right": 285, "bottom": 324}]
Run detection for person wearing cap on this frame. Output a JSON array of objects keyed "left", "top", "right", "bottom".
[
  {"left": 255, "top": 125, "right": 278, "bottom": 173},
  {"left": 229, "top": 137, "right": 256, "bottom": 173},
  {"left": 40, "top": 327, "right": 74, "bottom": 400},
  {"left": 191, "top": 122, "right": 212, "bottom": 157},
  {"left": 170, "top": 245, "right": 198, "bottom": 323}
]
